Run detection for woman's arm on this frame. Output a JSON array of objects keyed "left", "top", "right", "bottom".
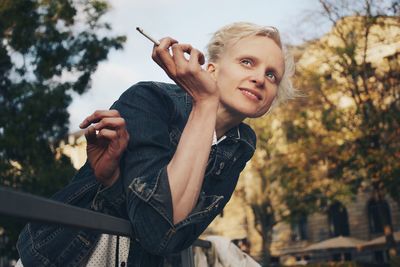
[
  {"left": 152, "top": 38, "right": 220, "bottom": 224},
  {"left": 167, "top": 99, "right": 217, "bottom": 223}
]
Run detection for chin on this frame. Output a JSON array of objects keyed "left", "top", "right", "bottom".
[
  {"left": 221, "top": 100, "right": 271, "bottom": 120},
  {"left": 246, "top": 112, "right": 268, "bottom": 119},
  {"left": 236, "top": 107, "right": 269, "bottom": 119},
  {"left": 241, "top": 103, "right": 271, "bottom": 118}
]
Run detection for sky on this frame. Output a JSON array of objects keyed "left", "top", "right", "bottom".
[{"left": 67, "top": 0, "right": 331, "bottom": 132}]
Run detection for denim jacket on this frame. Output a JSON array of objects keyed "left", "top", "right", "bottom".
[{"left": 17, "top": 81, "right": 256, "bottom": 267}]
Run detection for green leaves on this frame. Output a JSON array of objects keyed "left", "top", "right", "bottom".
[
  {"left": 0, "top": 0, "right": 126, "bottom": 173},
  {"left": 0, "top": 0, "right": 125, "bottom": 259}
]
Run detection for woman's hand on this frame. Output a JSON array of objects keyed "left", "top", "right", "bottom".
[
  {"left": 151, "top": 37, "right": 219, "bottom": 104},
  {"left": 79, "top": 110, "right": 129, "bottom": 187}
]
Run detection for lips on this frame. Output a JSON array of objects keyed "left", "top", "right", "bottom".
[{"left": 239, "top": 88, "right": 262, "bottom": 101}]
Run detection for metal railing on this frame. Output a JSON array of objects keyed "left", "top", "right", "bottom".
[{"left": 0, "top": 186, "right": 211, "bottom": 267}]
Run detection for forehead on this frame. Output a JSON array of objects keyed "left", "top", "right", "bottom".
[{"left": 223, "top": 36, "right": 285, "bottom": 74}]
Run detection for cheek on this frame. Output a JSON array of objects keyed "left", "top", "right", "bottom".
[
  {"left": 217, "top": 64, "right": 243, "bottom": 81},
  {"left": 218, "top": 68, "right": 231, "bottom": 80},
  {"left": 216, "top": 69, "right": 236, "bottom": 90},
  {"left": 258, "top": 87, "right": 278, "bottom": 113},
  {"left": 268, "top": 86, "right": 279, "bottom": 100}
]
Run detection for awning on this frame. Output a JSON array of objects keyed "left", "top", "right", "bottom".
[
  {"left": 300, "top": 236, "right": 367, "bottom": 252},
  {"left": 362, "top": 231, "right": 400, "bottom": 249}
]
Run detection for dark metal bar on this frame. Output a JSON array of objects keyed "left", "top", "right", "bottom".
[
  {"left": 180, "top": 247, "right": 195, "bottom": 267},
  {"left": 193, "top": 239, "right": 212, "bottom": 249},
  {"left": 0, "top": 186, "right": 212, "bottom": 267},
  {"left": 0, "top": 186, "right": 132, "bottom": 236}
]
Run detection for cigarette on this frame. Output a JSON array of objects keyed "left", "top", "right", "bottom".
[{"left": 136, "top": 27, "right": 160, "bottom": 46}]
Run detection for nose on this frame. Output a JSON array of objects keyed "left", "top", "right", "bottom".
[{"left": 250, "top": 70, "right": 265, "bottom": 87}]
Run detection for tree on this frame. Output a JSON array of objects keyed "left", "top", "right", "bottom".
[
  {"left": 0, "top": 0, "right": 125, "bottom": 259},
  {"left": 244, "top": 0, "right": 399, "bottom": 264},
  {"left": 245, "top": 103, "right": 349, "bottom": 266},
  {"left": 296, "top": 0, "right": 399, "bottom": 257}
]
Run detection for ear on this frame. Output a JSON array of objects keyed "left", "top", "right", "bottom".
[{"left": 206, "top": 62, "right": 218, "bottom": 80}]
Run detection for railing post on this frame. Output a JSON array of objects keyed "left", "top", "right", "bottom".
[{"left": 180, "top": 246, "right": 194, "bottom": 267}]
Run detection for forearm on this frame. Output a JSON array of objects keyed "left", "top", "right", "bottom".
[{"left": 167, "top": 99, "right": 218, "bottom": 224}]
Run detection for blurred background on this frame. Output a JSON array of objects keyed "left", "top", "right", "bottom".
[{"left": 0, "top": 0, "right": 399, "bottom": 266}]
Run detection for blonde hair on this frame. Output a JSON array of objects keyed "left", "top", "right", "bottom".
[{"left": 206, "top": 22, "right": 297, "bottom": 109}]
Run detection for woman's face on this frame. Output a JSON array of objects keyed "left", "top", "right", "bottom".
[{"left": 209, "top": 35, "right": 285, "bottom": 120}]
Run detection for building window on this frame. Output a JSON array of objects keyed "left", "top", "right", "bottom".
[
  {"left": 291, "top": 215, "right": 308, "bottom": 241},
  {"left": 332, "top": 252, "right": 352, "bottom": 262},
  {"left": 328, "top": 202, "right": 350, "bottom": 237},
  {"left": 368, "top": 199, "right": 392, "bottom": 234}
]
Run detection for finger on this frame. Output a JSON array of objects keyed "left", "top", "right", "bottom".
[
  {"left": 79, "top": 110, "right": 121, "bottom": 128},
  {"left": 97, "top": 128, "right": 121, "bottom": 151},
  {"left": 98, "top": 128, "right": 129, "bottom": 157},
  {"left": 152, "top": 37, "right": 175, "bottom": 66},
  {"left": 189, "top": 48, "right": 205, "bottom": 66},
  {"left": 171, "top": 44, "right": 193, "bottom": 70},
  {"left": 152, "top": 37, "right": 179, "bottom": 76},
  {"left": 152, "top": 37, "right": 178, "bottom": 58},
  {"left": 94, "top": 117, "right": 126, "bottom": 131},
  {"left": 84, "top": 126, "right": 97, "bottom": 144},
  {"left": 98, "top": 128, "right": 118, "bottom": 140},
  {"left": 97, "top": 121, "right": 129, "bottom": 146},
  {"left": 80, "top": 110, "right": 121, "bottom": 128}
]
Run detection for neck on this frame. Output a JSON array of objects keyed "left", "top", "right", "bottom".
[{"left": 215, "top": 105, "right": 245, "bottom": 139}]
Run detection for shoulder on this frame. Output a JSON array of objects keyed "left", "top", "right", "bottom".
[
  {"left": 116, "top": 81, "right": 188, "bottom": 113},
  {"left": 119, "top": 81, "right": 184, "bottom": 102}
]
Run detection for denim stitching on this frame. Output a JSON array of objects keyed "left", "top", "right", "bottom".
[
  {"left": 127, "top": 167, "right": 163, "bottom": 202},
  {"left": 66, "top": 179, "right": 98, "bottom": 204},
  {"left": 26, "top": 224, "right": 53, "bottom": 266}
]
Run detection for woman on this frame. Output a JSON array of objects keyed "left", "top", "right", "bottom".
[{"left": 17, "top": 22, "right": 296, "bottom": 266}]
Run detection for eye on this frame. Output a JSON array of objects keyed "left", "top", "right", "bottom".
[
  {"left": 265, "top": 71, "right": 277, "bottom": 83},
  {"left": 240, "top": 59, "right": 253, "bottom": 66}
]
